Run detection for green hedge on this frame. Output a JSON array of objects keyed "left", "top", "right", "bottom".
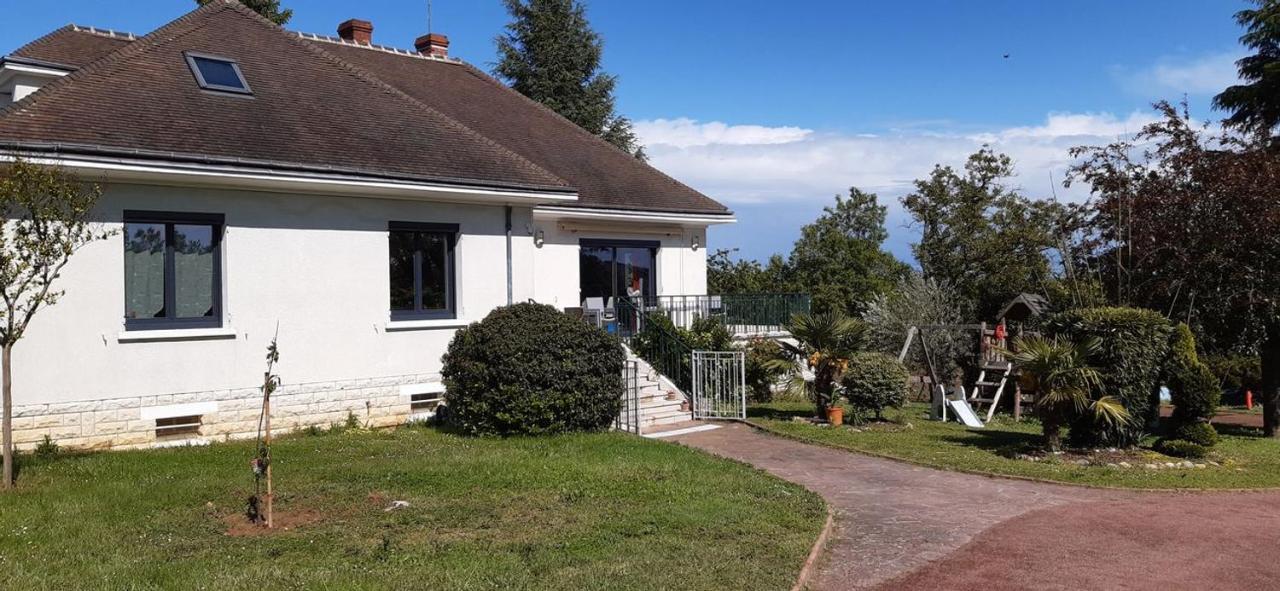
[
  {"left": 442, "top": 303, "right": 625, "bottom": 436},
  {"left": 840, "top": 352, "right": 909, "bottom": 421},
  {"left": 1046, "top": 307, "right": 1174, "bottom": 448}
]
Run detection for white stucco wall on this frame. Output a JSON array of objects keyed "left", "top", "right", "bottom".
[
  {"left": 5, "top": 181, "right": 713, "bottom": 448},
  {"left": 13, "top": 183, "right": 709, "bottom": 405},
  {"left": 14, "top": 183, "right": 531, "bottom": 408}
]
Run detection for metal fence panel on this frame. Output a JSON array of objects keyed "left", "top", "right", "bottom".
[
  {"left": 691, "top": 350, "right": 746, "bottom": 420},
  {"left": 615, "top": 360, "right": 642, "bottom": 434}
]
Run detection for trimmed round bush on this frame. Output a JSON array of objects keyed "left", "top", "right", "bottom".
[
  {"left": 840, "top": 352, "right": 909, "bottom": 420},
  {"left": 1046, "top": 307, "right": 1174, "bottom": 448},
  {"left": 1154, "top": 438, "right": 1209, "bottom": 460},
  {"left": 1173, "top": 422, "right": 1220, "bottom": 447},
  {"left": 441, "top": 303, "right": 625, "bottom": 436}
]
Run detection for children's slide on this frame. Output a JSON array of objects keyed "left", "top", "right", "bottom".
[{"left": 947, "top": 397, "right": 985, "bottom": 428}]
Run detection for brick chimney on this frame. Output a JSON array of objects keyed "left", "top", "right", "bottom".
[
  {"left": 337, "top": 19, "right": 374, "bottom": 45},
  {"left": 415, "top": 33, "right": 449, "bottom": 58}
]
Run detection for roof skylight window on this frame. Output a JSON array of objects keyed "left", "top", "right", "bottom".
[{"left": 184, "top": 52, "right": 252, "bottom": 95}]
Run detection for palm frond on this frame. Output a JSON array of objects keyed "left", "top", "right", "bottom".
[{"left": 1087, "top": 395, "right": 1130, "bottom": 428}]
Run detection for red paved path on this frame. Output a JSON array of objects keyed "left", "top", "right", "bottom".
[
  {"left": 671, "top": 423, "right": 1280, "bottom": 591},
  {"left": 882, "top": 490, "right": 1280, "bottom": 591}
]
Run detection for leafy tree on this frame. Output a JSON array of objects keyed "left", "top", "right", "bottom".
[
  {"left": 903, "top": 148, "right": 1071, "bottom": 320},
  {"left": 787, "top": 188, "right": 909, "bottom": 316},
  {"left": 1068, "top": 101, "right": 1280, "bottom": 436},
  {"left": 1214, "top": 0, "right": 1280, "bottom": 137},
  {"left": 1008, "top": 336, "right": 1128, "bottom": 452},
  {"left": 863, "top": 273, "right": 971, "bottom": 380},
  {"left": 0, "top": 160, "right": 111, "bottom": 489},
  {"left": 495, "top": 0, "right": 645, "bottom": 158},
  {"left": 707, "top": 248, "right": 788, "bottom": 295},
  {"left": 197, "top": 0, "right": 292, "bottom": 25}
]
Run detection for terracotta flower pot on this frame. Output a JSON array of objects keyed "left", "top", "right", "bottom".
[{"left": 826, "top": 406, "right": 844, "bottom": 427}]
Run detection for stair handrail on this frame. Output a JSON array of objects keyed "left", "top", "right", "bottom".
[{"left": 617, "top": 297, "right": 695, "bottom": 394}]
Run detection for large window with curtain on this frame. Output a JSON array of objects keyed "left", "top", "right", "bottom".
[{"left": 123, "top": 211, "right": 223, "bottom": 330}]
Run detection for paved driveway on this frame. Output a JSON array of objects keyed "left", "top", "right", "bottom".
[{"left": 670, "top": 423, "right": 1280, "bottom": 591}]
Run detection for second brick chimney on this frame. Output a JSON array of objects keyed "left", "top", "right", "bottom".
[
  {"left": 415, "top": 33, "right": 449, "bottom": 58},
  {"left": 337, "top": 19, "right": 374, "bottom": 45}
]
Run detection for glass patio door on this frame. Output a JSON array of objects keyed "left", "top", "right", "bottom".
[{"left": 579, "top": 240, "right": 657, "bottom": 304}]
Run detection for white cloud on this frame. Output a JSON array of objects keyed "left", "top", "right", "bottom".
[
  {"left": 974, "top": 111, "right": 1160, "bottom": 142},
  {"left": 1116, "top": 50, "right": 1243, "bottom": 96},
  {"left": 635, "top": 112, "right": 1157, "bottom": 210},
  {"left": 633, "top": 118, "right": 812, "bottom": 148}
]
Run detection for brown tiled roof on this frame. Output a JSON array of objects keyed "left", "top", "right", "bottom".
[
  {"left": 1, "top": 1, "right": 731, "bottom": 214},
  {"left": 318, "top": 41, "right": 729, "bottom": 215},
  {"left": 10, "top": 25, "right": 135, "bottom": 69},
  {"left": 0, "top": 2, "right": 569, "bottom": 192}
]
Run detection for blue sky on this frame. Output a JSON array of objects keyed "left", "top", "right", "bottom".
[{"left": 1, "top": 1, "right": 1251, "bottom": 263}]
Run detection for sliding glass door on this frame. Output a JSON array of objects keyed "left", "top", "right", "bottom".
[{"left": 579, "top": 240, "right": 658, "bottom": 305}]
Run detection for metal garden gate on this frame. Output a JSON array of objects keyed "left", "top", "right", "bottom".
[{"left": 691, "top": 350, "right": 746, "bottom": 420}]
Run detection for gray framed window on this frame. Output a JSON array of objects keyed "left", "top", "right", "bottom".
[
  {"left": 183, "top": 51, "right": 252, "bottom": 95},
  {"left": 124, "top": 211, "right": 223, "bottom": 330},
  {"left": 389, "top": 222, "right": 458, "bottom": 320}
]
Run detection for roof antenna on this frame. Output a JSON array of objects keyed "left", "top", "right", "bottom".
[{"left": 428, "top": 0, "right": 434, "bottom": 34}]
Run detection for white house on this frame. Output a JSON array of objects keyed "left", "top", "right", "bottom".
[{"left": 0, "top": 2, "right": 735, "bottom": 449}]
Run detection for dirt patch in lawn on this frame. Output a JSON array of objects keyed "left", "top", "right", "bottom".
[{"left": 221, "top": 506, "right": 328, "bottom": 536}]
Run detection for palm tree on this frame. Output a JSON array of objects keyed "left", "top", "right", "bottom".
[
  {"left": 772, "top": 312, "right": 865, "bottom": 417},
  {"left": 1008, "top": 336, "right": 1128, "bottom": 451}
]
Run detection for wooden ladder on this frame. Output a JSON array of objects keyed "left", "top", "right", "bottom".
[{"left": 968, "top": 361, "right": 1012, "bottom": 422}]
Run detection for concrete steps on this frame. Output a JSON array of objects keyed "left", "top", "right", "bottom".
[{"left": 624, "top": 349, "right": 693, "bottom": 431}]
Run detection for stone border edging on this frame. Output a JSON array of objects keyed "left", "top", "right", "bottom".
[
  {"left": 742, "top": 419, "right": 1280, "bottom": 495},
  {"left": 790, "top": 506, "right": 835, "bottom": 591}
]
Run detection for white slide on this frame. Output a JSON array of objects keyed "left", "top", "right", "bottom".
[{"left": 947, "top": 398, "right": 985, "bottom": 428}]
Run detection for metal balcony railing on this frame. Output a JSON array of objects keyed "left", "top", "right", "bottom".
[{"left": 616, "top": 293, "right": 810, "bottom": 339}]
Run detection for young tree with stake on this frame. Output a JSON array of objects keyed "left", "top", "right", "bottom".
[{"left": 0, "top": 159, "right": 111, "bottom": 489}]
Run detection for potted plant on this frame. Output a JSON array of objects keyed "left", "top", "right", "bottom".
[{"left": 826, "top": 404, "right": 844, "bottom": 426}]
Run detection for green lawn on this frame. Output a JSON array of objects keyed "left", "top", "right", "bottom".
[
  {"left": 751, "top": 402, "right": 1280, "bottom": 490},
  {"left": 0, "top": 425, "right": 825, "bottom": 590}
]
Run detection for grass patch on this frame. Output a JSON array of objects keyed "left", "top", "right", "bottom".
[
  {"left": 751, "top": 402, "right": 1280, "bottom": 490},
  {"left": 0, "top": 426, "right": 824, "bottom": 590}
]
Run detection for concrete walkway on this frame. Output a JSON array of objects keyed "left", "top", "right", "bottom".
[{"left": 669, "top": 423, "right": 1126, "bottom": 590}]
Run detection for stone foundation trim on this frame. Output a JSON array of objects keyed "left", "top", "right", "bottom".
[{"left": 7, "top": 373, "right": 440, "bottom": 452}]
